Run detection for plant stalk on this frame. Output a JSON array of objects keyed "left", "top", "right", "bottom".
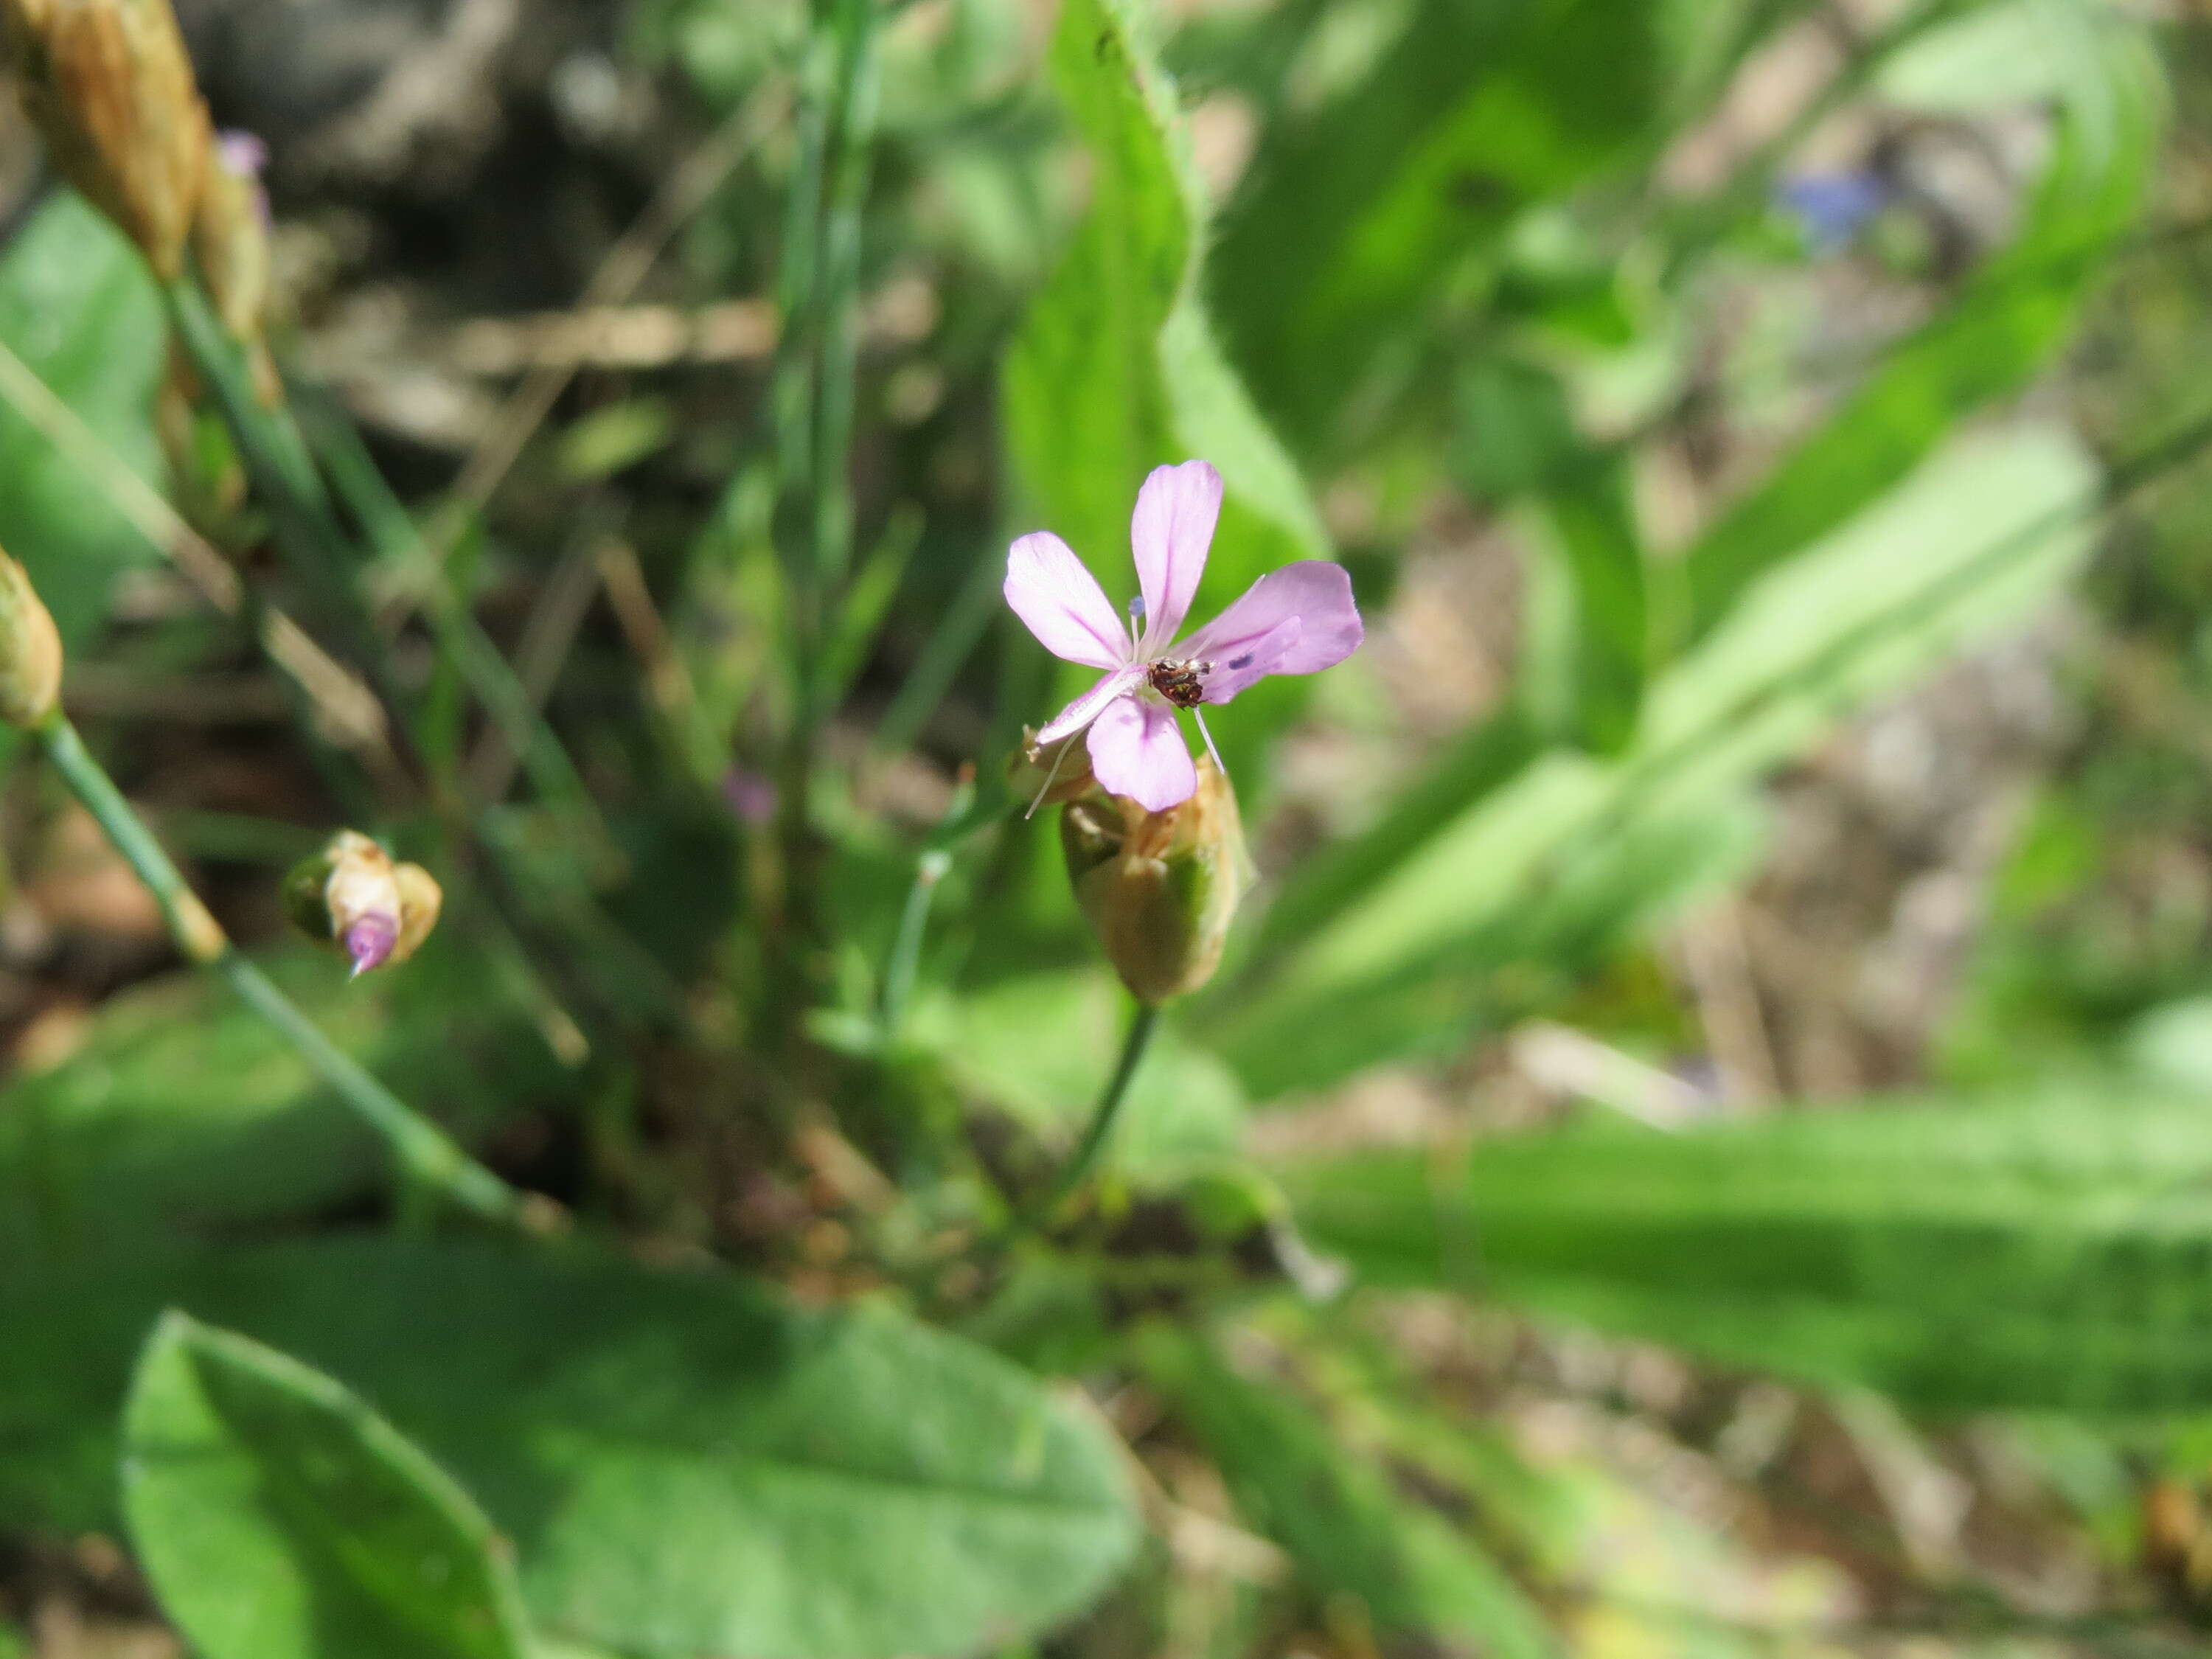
[
  {"left": 1051, "top": 1002, "right": 1161, "bottom": 1208},
  {"left": 33, "top": 711, "right": 523, "bottom": 1225}
]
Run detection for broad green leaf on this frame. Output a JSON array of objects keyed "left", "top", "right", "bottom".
[
  {"left": 1001, "top": 0, "right": 1328, "bottom": 781},
  {"left": 123, "top": 1313, "right": 532, "bottom": 1659},
  {"left": 1679, "top": 11, "right": 2158, "bottom": 640},
  {"left": 1279, "top": 1087, "right": 2212, "bottom": 1413},
  {"left": 0, "top": 189, "right": 164, "bottom": 647},
  {"left": 1211, "top": 0, "right": 1666, "bottom": 459},
  {"left": 1138, "top": 1329, "right": 1559, "bottom": 1659},
  {"left": 0, "top": 944, "right": 562, "bottom": 1261},
  {"left": 3, "top": 1236, "right": 1141, "bottom": 1659},
  {"left": 1209, "top": 425, "right": 2098, "bottom": 1093}
]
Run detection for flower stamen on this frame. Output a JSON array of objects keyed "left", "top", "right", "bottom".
[{"left": 1191, "top": 706, "right": 1228, "bottom": 784}]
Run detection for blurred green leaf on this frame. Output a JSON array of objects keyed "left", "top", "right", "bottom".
[
  {"left": 1450, "top": 357, "right": 1649, "bottom": 754},
  {"left": 1518, "top": 454, "right": 1646, "bottom": 755},
  {"left": 0, "top": 189, "right": 164, "bottom": 647},
  {"left": 123, "top": 1312, "right": 532, "bottom": 1659},
  {"left": 1001, "top": 0, "right": 1329, "bottom": 781},
  {"left": 1680, "top": 13, "right": 2159, "bottom": 641},
  {"left": 0, "top": 945, "right": 562, "bottom": 1261},
  {"left": 1880, "top": 0, "right": 2107, "bottom": 114},
  {"left": 4, "top": 1236, "right": 1141, "bottom": 1659},
  {"left": 1211, "top": 0, "right": 1666, "bottom": 459},
  {"left": 1212, "top": 425, "right": 2098, "bottom": 1093},
  {"left": 1280, "top": 1085, "right": 2212, "bottom": 1413},
  {"left": 1138, "top": 1329, "right": 1559, "bottom": 1658},
  {"left": 558, "top": 398, "right": 677, "bottom": 481}
]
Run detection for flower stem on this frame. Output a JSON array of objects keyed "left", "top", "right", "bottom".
[
  {"left": 32, "top": 711, "right": 523, "bottom": 1226},
  {"left": 1052, "top": 1001, "right": 1161, "bottom": 1208}
]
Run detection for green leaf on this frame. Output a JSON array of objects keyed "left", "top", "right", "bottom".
[
  {"left": 0, "top": 944, "right": 563, "bottom": 1261},
  {"left": 123, "top": 1312, "right": 532, "bottom": 1659},
  {"left": 0, "top": 189, "right": 165, "bottom": 647},
  {"left": 1001, "top": 0, "right": 1328, "bottom": 779},
  {"left": 4, "top": 1236, "right": 1141, "bottom": 1659},
  {"left": 1517, "top": 455, "right": 1646, "bottom": 756},
  {"left": 1210, "top": 424, "right": 2098, "bottom": 1093},
  {"left": 1451, "top": 357, "right": 1647, "bottom": 754},
  {"left": 1679, "top": 12, "right": 2159, "bottom": 641},
  {"left": 1138, "top": 1329, "right": 1559, "bottom": 1659},
  {"left": 1279, "top": 1086, "right": 2212, "bottom": 1413},
  {"left": 1211, "top": 0, "right": 1666, "bottom": 458}
]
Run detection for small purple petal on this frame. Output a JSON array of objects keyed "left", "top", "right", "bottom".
[
  {"left": 720, "top": 765, "right": 778, "bottom": 824},
  {"left": 1181, "top": 560, "right": 1362, "bottom": 679},
  {"left": 216, "top": 130, "right": 269, "bottom": 178},
  {"left": 1199, "top": 616, "right": 1303, "bottom": 704},
  {"left": 1005, "top": 532, "right": 1131, "bottom": 670},
  {"left": 344, "top": 912, "right": 398, "bottom": 978},
  {"left": 1088, "top": 697, "right": 1196, "bottom": 813},
  {"left": 1131, "top": 460, "right": 1221, "bottom": 654},
  {"left": 1038, "top": 664, "right": 1146, "bottom": 745}
]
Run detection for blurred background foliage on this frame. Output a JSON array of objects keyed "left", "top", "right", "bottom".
[{"left": 9, "top": 0, "right": 2212, "bottom": 1654}]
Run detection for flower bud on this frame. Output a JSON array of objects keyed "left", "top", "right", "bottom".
[
  {"left": 390, "top": 860, "right": 442, "bottom": 964},
  {"left": 0, "top": 551, "right": 63, "bottom": 728},
  {"left": 1060, "top": 757, "right": 1252, "bottom": 1004},
  {"left": 4, "top": 0, "right": 213, "bottom": 279},
  {"left": 282, "top": 830, "right": 439, "bottom": 976}
]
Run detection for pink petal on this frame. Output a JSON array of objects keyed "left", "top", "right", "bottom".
[
  {"left": 1131, "top": 461, "right": 1222, "bottom": 654},
  {"left": 1037, "top": 664, "right": 1145, "bottom": 745},
  {"left": 1088, "top": 697, "right": 1197, "bottom": 813},
  {"left": 1196, "top": 616, "right": 1303, "bottom": 704},
  {"left": 1006, "top": 532, "right": 1131, "bottom": 669},
  {"left": 1180, "top": 560, "right": 1363, "bottom": 679}
]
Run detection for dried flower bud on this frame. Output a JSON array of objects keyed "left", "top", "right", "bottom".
[
  {"left": 282, "top": 830, "right": 431, "bottom": 978},
  {"left": 0, "top": 551, "right": 63, "bottom": 728},
  {"left": 1061, "top": 756, "right": 1252, "bottom": 1005},
  {"left": 4, "top": 0, "right": 212, "bottom": 279}
]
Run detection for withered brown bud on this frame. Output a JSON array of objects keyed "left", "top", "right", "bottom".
[
  {"left": 0, "top": 550, "right": 63, "bottom": 728},
  {"left": 4, "top": 0, "right": 212, "bottom": 279},
  {"left": 1061, "top": 757, "right": 1252, "bottom": 1004}
]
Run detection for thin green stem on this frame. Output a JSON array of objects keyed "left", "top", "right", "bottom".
[
  {"left": 33, "top": 711, "right": 523, "bottom": 1225},
  {"left": 764, "top": 0, "right": 882, "bottom": 1037},
  {"left": 878, "top": 769, "right": 977, "bottom": 1040},
  {"left": 877, "top": 852, "right": 947, "bottom": 1041},
  {"left": 292, "top": 386, "right": 619, "bottom": 870},
  {"left": 1051, "top": 1002, "right": 1161, "bottom": 1208},
  {"left": 168, "top": 274, "right": 664, "bottom": 1046}
]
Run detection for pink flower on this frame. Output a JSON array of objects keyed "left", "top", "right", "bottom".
[{"left": 1006, "top": 460, "right": 1363, "bottom": 813}]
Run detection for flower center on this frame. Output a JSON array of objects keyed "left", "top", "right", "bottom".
[{"left": 1146, "top": 658, "right": 1211, "bottom": 708}]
